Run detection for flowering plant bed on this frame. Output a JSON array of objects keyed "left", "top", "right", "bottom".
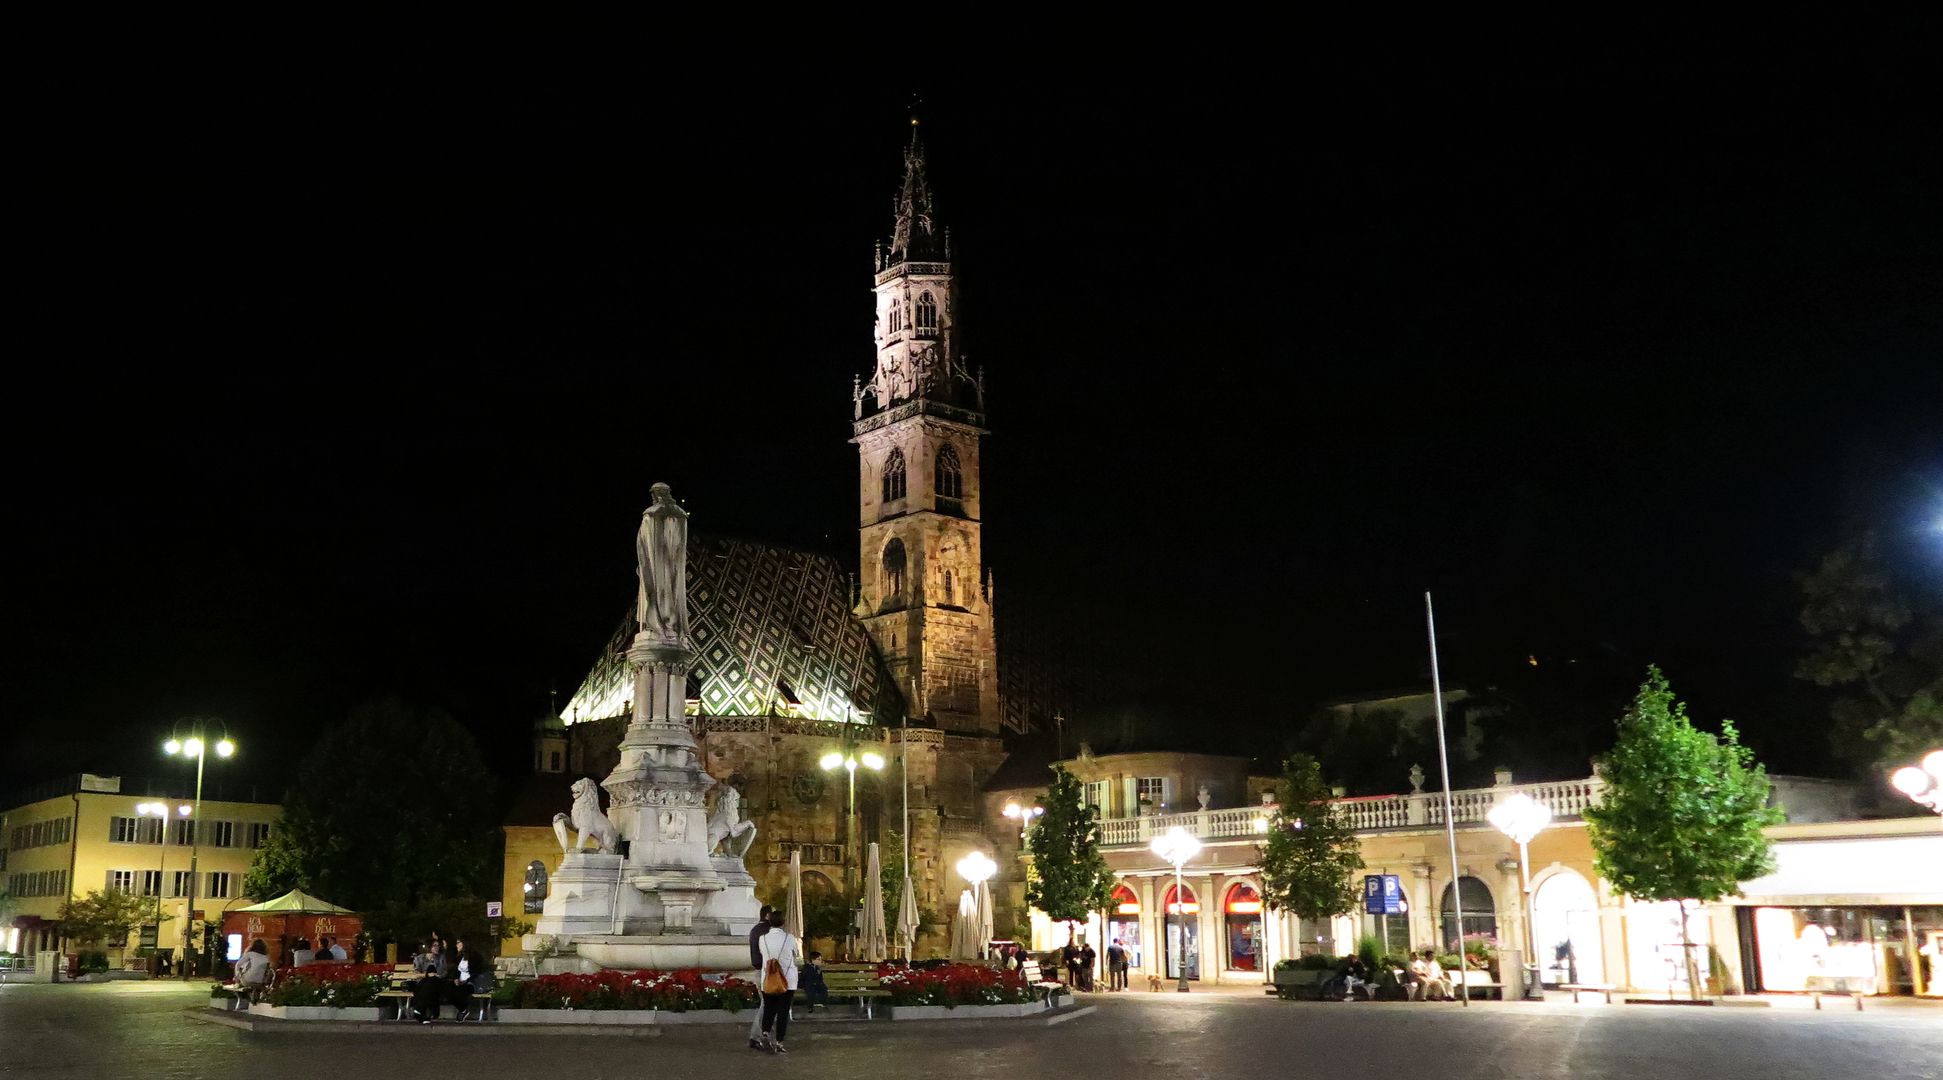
[
  {"left": 266, "top": 963, "right": 394, "bottom": 1008},
  {"left": 873, "top": 963, "right": 1038, "bottom": 1008},
  {"left": 491, "top": 968, "right": 757, "bottom": 1012}
]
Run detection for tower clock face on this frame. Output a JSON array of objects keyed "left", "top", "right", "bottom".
[{"left": 790, "top": 773, "right": 827, "bottom": 805}]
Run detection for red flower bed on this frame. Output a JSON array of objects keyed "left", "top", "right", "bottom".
[
  {"left": 873, "top": 963, "right": 1037, "bottom": 1007},
  {"left": 265, "top": 963, "right": 395, "bottom": 1007},
  {"left": 497, "top": 968, "right": 758, "bottom": 1012}
]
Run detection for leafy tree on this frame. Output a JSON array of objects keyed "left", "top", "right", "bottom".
[
  {"left": 1256, "top": 754, "right": 1362, "bottom": 921},
  {"left": 1796, "top": 534, "right": 1943, "bottom": 768},
  {"left": 1024, "top": 766, "right": 1114, "bottom": 942},
  {"left": 1583, "top": 667, "right": 1781, "bottom": 998},
  {"left": 244, "top": 699, "right": 501, "bottom": 943},
  {"left": 56, "top": 890, "right": 155, "bottom": 948}
]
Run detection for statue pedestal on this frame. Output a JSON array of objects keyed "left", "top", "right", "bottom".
[{"left": 532, "top": 852, "right": 626, "bottom": 939}]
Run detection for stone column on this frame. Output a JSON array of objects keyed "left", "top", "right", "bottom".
[
  {"left": 1496, "top": 856, "right": 1526, "bottom": 998},
  {"left": 1410, "top": 863, "right": 1435, "bottom": 952}
]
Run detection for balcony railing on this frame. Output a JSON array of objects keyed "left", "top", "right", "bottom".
[{"left": 1095, "top": 777, "right": 1604, "bottom": 848}]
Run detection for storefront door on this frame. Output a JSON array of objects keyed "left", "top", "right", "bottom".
[{"left": 1163, "top": 882, "right": 1199, "bottom": 980}]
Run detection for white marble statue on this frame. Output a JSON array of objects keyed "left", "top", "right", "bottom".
[
  {"left": 706, "top": 785, "right": 758, "bottom": 858},
  {"left": 569, "top": 778, "right": 621, "bottom": 854},
  {"left": 635, "top": 483, "right": 689, "bottom": 643},
  {"left": 551, "top": 813, "right": 573, "bottom": 854}
]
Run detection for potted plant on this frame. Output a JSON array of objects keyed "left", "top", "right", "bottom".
[{"left": 1272, "top": 954, "right": 1340, "bottom": 1000}]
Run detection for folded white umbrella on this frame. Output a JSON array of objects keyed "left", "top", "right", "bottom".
[
  {"left": 785, "top": 849, "right": 805, "bottom": 942},
  {"left": 861, "top": 843, "right": 889, "bottom": 963},
  {"left": 975, "top": 879, "right": 995, "bottom": 960},
  {"left": 895, "top": 871, "right": 920, "bottom": 960},
  {"left": 951, "top": 889, "right": 977, "bottom": 960}
]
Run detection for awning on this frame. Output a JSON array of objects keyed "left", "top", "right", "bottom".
[
  {"left": 1735, "top": 834, "right": 1943, "bottom": 906},
  {"left": 233, "top": 889, "right": 355, "bottom": 915}
]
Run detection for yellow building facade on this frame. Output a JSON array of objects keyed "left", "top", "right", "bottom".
[{"left": 2, "top": 774, "right": 281, "bottom": 965}]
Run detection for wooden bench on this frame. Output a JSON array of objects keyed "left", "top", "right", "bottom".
[
  {"left": 1019, "top": 960, "right": 1066, "bottom": 1005},
  {"left": 821, "top": 970, "right": 892, "bottom": 1019},
  {"left": 1561, "top": 982, "right": 1616, "bottom": 1004}
]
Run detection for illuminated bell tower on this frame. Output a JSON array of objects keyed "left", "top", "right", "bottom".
[{"left": 851, "top": 120, "right": 1000, "bottom": 735}]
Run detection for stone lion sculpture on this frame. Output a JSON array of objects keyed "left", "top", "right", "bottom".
[
  {"left": 706, "top": 784, "right": 757, "bottom": 858},
  {"left": 567, "top": 777, "right": 620, "bottom": 854}
]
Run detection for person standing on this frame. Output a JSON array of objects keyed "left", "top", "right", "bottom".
[
  {"left": 1078, "top": 942, "right": 1097, "bottom": 991},
  {"left": 747, "top": 905, "right": 773, "bottom": 1050},
  {"left": 1062, "top": 940, "right": 1080, "bottom": 986},
  {"left": 1107, "top": 939, "right": 1128, "bottom": 992},
  {"left": 756, "top": 909, "right": 801, "bottom": 1054}
]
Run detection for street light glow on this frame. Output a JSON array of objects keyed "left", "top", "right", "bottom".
[
  {"left": 956, "top": 850, "right": 997, "bottom": 885},
  {"left": 183, "top": 737, "right": 203, "bottom": 758},
  {"left": 819, "top": 751, "right": 845, "bottom": 771},
  {"left": 216, "top": 739, "right": 236, "bottom": 758},
  {"left": 1487, "top": 793, "right": 1553, "bottom": 844},
  {"left": 860, "top": 751, "right": 885, "bottom": 771},
  {"left": 1892, "top": 766, "right": 1932, "bottom": 796},
  {"left": 163, "top": 738, "right": 182, "bottom": 755}
]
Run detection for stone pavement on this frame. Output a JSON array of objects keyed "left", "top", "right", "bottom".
[{"left": 4, "top": 979, "right": 1938, "bottom": 1080}]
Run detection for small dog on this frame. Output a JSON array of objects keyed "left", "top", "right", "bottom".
[{"left": 1146, "top": 973, "right": 1164, "bottom": 992}]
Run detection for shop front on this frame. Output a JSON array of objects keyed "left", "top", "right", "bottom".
[
  {"left": 1224, "top": 883, "right": 1263, "bottom": 973},
  {"left": 1162, "top": 882, "right": 1200, "bottom": 981},
  {"left": 1730, "top": 822, "right": 1943, "bottom": 996},
  {"left": 1108, "top": 884, "right": 1143, "bottom": 970}
]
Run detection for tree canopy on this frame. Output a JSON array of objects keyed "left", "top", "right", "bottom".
[
  {"left": 1584, "top": 667, "right": 1780, "bottom": 905},
  {"left": 57, "top": 889, "right": 155, "bottom": 948},
  {"left": 244, "top": 699, "right": 500, "bottom": 920},
  {"left": 1796, "top": 533, "right": 1943, "bottom": 768},
  {"left": 1256, "top": 753, "right": 1362, "bottom": 920},
  {"left": 1024, "top": 766, "right": 1114, "bottom": 926}
]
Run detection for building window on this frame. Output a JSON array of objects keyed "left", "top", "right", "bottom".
[
  {"left": 889, "top": 299, "right": 902, "bottom": 334},
  {"left": 1084, "top": 780, "right": 1108, "bottom": 816},
  {"left": 138, "top": 870, "right": 163, "bottom": 898},
  {"left": 108, "top": 870, "right": 136, "bottom": 894},
  {"left": 171, "top": 819, "right": 194, "bottom": 846},
  {"left": 524, "top": 860, "right": 550, "bottom": 914},
  {"left": 1441, "top": 876, "right": 1497, "bottom": 951},
  {"left": 883, "top": 538, "right": 907, "bottom": 604},
  {"left": 916, "top": 291, "right": 937, "bottom": 332},
  {"left": 935, "top": 444, "right": 963, "bottom": 499},
  {"left": 206, "top": 872, "right": 233, "bottom": 900},
  {"left": 171, "top": 870, "right": 193, "bottom": 898},
  {"left": 550, "top": 751, "right": 562, "bottom": 772},
  {"left": 1135, "top": 777, "right": 1166, "bottom": 812},
  {"left": 109, "top": 817, "right": 142, "bottom": 844},
  {"left": 882, "top": 449, "right": 907, "bottom": 502},
  {"left": 248, "top": 822, "right": 273, "bottom": 849},
  {"left": 206, "top": 821, "right": 235, "bottom": 848}
]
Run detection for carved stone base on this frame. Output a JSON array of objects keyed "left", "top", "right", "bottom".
[{"left": 531, "top": 852, "right": 625, "bottom": 938}]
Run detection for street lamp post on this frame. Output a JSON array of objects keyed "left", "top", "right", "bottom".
[
  {"left": 165, "top": 726, "right": 235, "bottom": 974},
  {"left": 1149, "top": 825, "right": 1202, "bottom": 992},
  {"left": 134, "top": 802, "right": 191, "bottom": 944},
  {"left": 820, "top": 744, "right": 885, "bottom": 952},
  {"left": 1487, "top": 793, "right": 1553, "bottom": 997},
  {"left": 1002, "top": 800, "right": 1043, "bottom": 847},
  {"left": 1890, "top": 750, "right": 1943, "bottom": 815}
]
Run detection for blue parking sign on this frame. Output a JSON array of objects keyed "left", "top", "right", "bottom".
[{"left": 1363, "top": 874, "right": 1405, "bottom": 915}]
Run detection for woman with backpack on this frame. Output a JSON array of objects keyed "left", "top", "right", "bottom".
[{"left": 754, "top": 908, "right": 800, "bottom": 1054}]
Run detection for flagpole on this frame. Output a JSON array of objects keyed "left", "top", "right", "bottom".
[
  {"left": 901, "top": 709, "right": 911, "bottom": 963},
  {"left": 1426, "top": 591, "right": 1470, "bottom": 1007}
]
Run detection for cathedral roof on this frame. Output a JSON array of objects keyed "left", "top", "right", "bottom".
[
  {"left": 559, "top": 533, "right": 905, "bottom": 729},
  {"left": 885, "top": 123, "right": 947, "bottom": 266}
]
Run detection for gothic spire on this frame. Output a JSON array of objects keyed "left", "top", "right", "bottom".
[{"left": 888, "top": 118, "right": 945, "bottom": 264}]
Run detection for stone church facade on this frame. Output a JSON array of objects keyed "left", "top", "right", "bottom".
[{"left": 503, "top": 126, "right": 1013, "bottom": 957}]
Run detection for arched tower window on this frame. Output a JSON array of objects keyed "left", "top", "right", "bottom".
[
  {"left": 882, "top": 449, "right": 907, "bottom": 502},
  {"left": 935, "top": 444, "right": 963, "bottom": 500},
  {"left": 889, "top": 299, "right": 902, "bottom": 334},
  {"left": 882, "top": 538, "right": 907, "bottom": 604},
  {"left": 523, "top": 860, "right": 549, "bottom": 914},
  {"left": 916, "top": 291, "right": 938, "bottom": 332}
]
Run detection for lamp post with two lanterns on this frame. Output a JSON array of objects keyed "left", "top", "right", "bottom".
[
  {"left": 133, "top": 801, "right": 191, "bottom": 931},
  {"left": 820, "top": 743, "right": 885, "bottom": 951},
  {"left": 164, "top": 726, "right": 235, "bottom": 970},
  {"left": 1891, "top": 750, "right": 1943, "bottom": 815}
]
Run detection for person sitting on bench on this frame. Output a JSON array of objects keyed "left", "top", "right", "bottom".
[{"left": 799, "top": 951, "right": 830, "bottom": 1011}]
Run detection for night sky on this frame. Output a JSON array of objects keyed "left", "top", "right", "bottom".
[{"left": 8, "top": 55, "right": 1939, "bottom": 798}]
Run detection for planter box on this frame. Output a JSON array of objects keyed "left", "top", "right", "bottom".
[
  {"left": 891, "top": 1002, "right": 1043, "bottom": 1021},
  {"left": 495, "top": 1008, "right": 658, "bottom": 1025},
  {"left": 1272, "top": 969, "right": 1331, "bottom": 1000},
  {"left": 246, "top": 1004, "right": 384, "bottom": 1021},
  {"left": 653, "top": 1009, "right": 749, "bottom": 1025}
]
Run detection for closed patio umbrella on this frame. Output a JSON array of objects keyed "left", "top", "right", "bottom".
[
  {"left": 895, "top": 871, "right": 920, "bottom": 961},
  {"left": 951, "top": 890, "right": 977, "bottom": 960},
  {"left": 785, "top": 849, "right": 805, "bottom": 942},
  {"left": 861, "top": 843, "right": 889, "bottom": 963},
  {"left": 975, "top": 878, "right": 995, "bottom": 960}
]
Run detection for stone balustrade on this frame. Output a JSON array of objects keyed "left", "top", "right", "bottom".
[{"left": 1095, "top": 776, "right": 1605, "bottom": 848}]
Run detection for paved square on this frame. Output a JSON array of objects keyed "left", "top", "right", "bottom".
[{"left": 4, "top": 982, "right": 1938, "bottom": 1080}]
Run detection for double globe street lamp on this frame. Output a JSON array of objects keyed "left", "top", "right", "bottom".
[
  {"left": 1150, "top": 825, "right": 1202, "bottom": 992},
  {"left": 164, "top": 727, "right": 236, "bottom": 972},
  {"left": 1890, "top": 750, "right": 1943, "bottom": 815},
  {"left": 821, "top": 745, "right": 885, "bottom": 951},
  {"left": 133, "top": 802, "right": 191, "bottom": 929},
  {"left": 1488, "top": 792, "right": 1553, "bottom": 997},
  {"left": 956, "top": 850, "right": 997, "bottom": 959}
]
